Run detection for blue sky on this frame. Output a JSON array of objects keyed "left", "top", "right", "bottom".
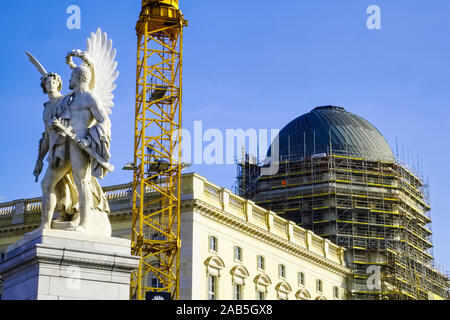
[{"left": 0, "top": 0, "right": 449, "bottom": 270}]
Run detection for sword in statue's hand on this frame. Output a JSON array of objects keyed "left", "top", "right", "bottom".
[
  {"left": 25, "top": 51, "right": 48, "bottom": 77},
  {"left": 26, "top": 52, "right": 48, "bottom": 183},
  {"left": 52, "top": 118, "right": 115, "bottom": 173}
]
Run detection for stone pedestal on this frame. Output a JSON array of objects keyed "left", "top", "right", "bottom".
[{"left": 0, "top": 228, "right": 139, "bottom": 300}]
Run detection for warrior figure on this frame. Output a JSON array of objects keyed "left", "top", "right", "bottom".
[{"left": 28, "top": 29, "right": 118, "bottom": 236}]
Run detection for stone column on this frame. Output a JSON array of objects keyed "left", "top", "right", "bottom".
[{"left": 0, "top": 228, "right": 139, "bottom": 300}]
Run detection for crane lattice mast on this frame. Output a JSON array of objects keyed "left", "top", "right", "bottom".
[{"left": 131, "top": 0, "right": 186, "bottom": 300}]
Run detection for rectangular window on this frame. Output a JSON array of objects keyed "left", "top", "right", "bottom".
[
  {"left": 316, "top": 279, "right": 323, "bottom": 293},
  {"left": 334, "top": 286, "right": 339, "bottom": 299},
  {"left": 257, "top": 255, "right": 265, "bottom": 270},
  {"left": 234, "top": 246, "right": 242, "bottom": 261},
  {"left": 298, "top": 272, "right": 305, "bottom": 286},
  {"left": 278, "top": 264, "right": 286, "bottom": 278},
  {"left": 209, "top": 236, "right": 217, "bottom": 252},
  {"left": 257, "top": 291, "right": 265, "bottom": 300},
  {"left": 208, "top": 275, "right": 217, "bottom": 300},
  {"left": 234, "top": 284, "right": 242, "bottom": 300}
]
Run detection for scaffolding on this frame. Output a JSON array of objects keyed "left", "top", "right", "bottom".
[
  {"left": 238, "top": 150, "right": 448, "bottom": 300},
  {"left": 235, "top": 146, "right": 259, "bottom": 199}
]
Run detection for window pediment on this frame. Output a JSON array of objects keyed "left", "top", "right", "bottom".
[
  {"left": 275, "top": 281, "right": 292, "bottom": 294},
  {"left": 254, "top": 273, "right": 272, "bottom": 287},
  {"left": 204, "top": 255, "right": 225, "bottom": 276},
  {"left": 230, "top": 265, "right": 250, "bottom": 285},
  {"left": 296, "top": 289, "right": 311, "bottom": 300},
  {"left": 204, "top": 255, "right": 225, "bottom": 269},
  {"left": 230, "top": 265, "right": 250, "bottom": 278}
]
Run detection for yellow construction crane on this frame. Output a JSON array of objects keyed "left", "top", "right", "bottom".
[{"left": 130, "top": 0, "right": 187, "bottom": 300}]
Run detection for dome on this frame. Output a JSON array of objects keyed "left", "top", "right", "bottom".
[{"left": 268, "top": 106, "right": 395, "bottom": 162}]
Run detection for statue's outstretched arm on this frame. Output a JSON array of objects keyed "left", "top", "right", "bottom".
[{"left": 38, "top": 130, "right": 49, "bottom": 161}]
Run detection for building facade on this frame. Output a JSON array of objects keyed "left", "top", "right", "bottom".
[{"left": 0, "top": 173, "right": 350, "bottom": 300}]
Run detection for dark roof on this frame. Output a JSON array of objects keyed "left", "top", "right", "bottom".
[{"left": 268, "top": 106, "right": 395, "bottom": 162}]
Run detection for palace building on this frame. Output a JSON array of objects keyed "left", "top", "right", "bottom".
[{"left": 0, "top": 173, "right": 350, "bottom": 300}]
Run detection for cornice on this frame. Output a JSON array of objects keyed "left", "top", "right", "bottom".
[
  {"left": 0, "top": 243, "right": 138, "bottom": 276},
  {"left": 183, "top": 199, "right": 351, "bottom": 276}
]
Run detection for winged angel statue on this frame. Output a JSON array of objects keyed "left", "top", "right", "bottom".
[{"left": 28, "top": 29, "right": 118, "bottom": 237}]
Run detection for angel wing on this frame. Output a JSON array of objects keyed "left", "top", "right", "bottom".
[{"left": 86, "top": 28, "right": 119, "bottom": 115}]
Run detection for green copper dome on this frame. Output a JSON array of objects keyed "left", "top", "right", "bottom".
[{"left": 268, "top": 106, "right": 395, "bottom": 162}]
